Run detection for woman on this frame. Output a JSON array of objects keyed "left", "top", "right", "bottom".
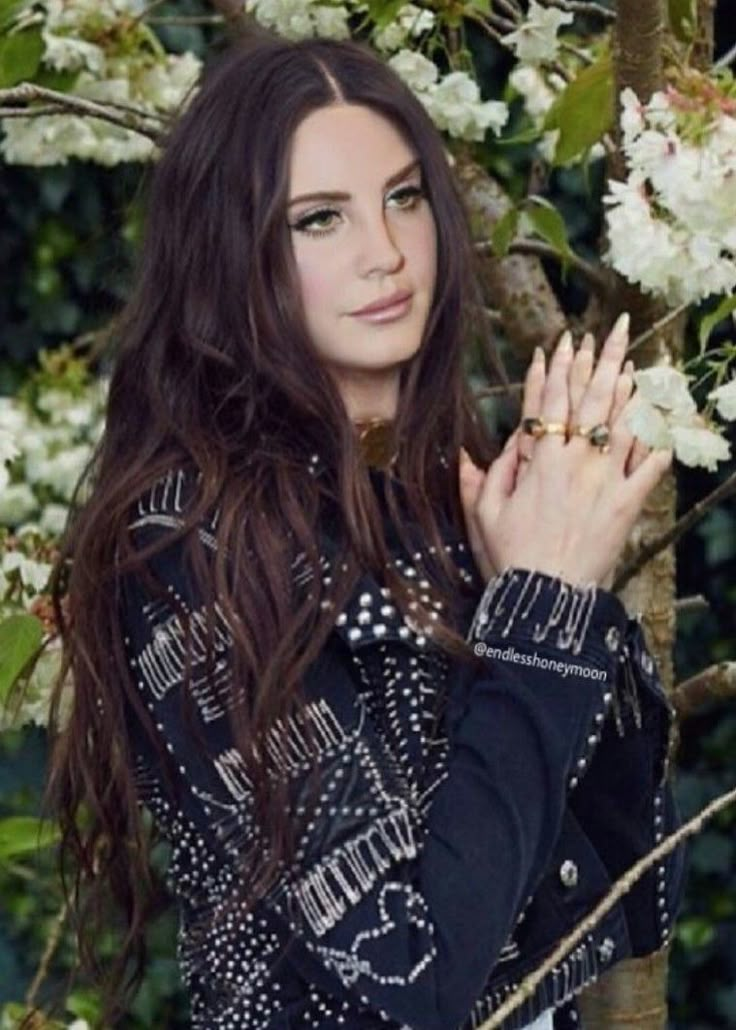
[{"left": 47, "top": 29, "right": 686, "bottom": 1030}]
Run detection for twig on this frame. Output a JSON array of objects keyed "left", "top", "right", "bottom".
[
  {"left": 715, "top": 40, "right": 736, "bottom": 69},
  {"left": 673, "top": 661, "right": 736, "bottom": 719},
  {"left": 537, "top": 0, "right": 615, "bottom": 19},
  {"left": 625, "top": 303, "right": 690, "bottom": 357},
  {"left": 465, "top": 13, "right": 509, "bottom": 49},
  {"left": 674, "top": 593, "right": 709, "bottom": 615},
  {"left": 478, "top": 783, "right": 736, "bottom": 1029},
  {"left": 24, "top": 898, "right": 69, "bottom": 1009},
  {"left": 208, "top": 0, "right": 256, "bottom": 31},
  {"left": 560, "top": 40, "right": 594, "bottom": 64},
  {"left": 147, "top": 14, "right": 225, "bottom": 24},
  {"left": 0, "top": 83, "right": 165, "bottom": 142},
  {"left": 614, "top": 468, "right": 736, "bottom": 591},
  {"left": 476, "top": 237, "right": 609, "bottom": 294},
  {"left": 492, "top": 0, "right": 522, "bottom": 23}
]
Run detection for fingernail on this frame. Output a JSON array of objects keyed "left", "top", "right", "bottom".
[
  {"left": 533, "top": 345, "right": 544, "bottom": 363},
  {"left": 581, "top": 332, "right": 594, "bottom": 351},
  {"left": 558, "top": 330, "right": 572, "bottom": 354},
  {"left": 614, "top": 311, "right": 630, "bottom": 337}
]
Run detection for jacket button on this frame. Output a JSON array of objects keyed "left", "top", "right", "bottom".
[
  {"left": 559, "top": 860, "right": 579, "bottom": 888},
  {"left": 605, "top": 626, "right": 621, "bottom": 652},
  {"left": 597, "top": 937, "right": 615, "bottom": 963}
]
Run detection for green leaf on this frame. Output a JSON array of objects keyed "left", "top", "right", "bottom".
[
  {"left": 0, "top": 25, "right": 43, "bottom": 88},
  {"left": 33, "top": 65, "right": 79, "bottom": 92},
  {"left": 366, "top": 0, "right": 405, "bottom": 28},
  {"left": 668, "top": 0, "right": 696, "bottom": 41},
  {"left": 544, "top": 51, "right": 614, "bottom": 166},
  {"left": 523, "top": 196, "right": 577, "bottom": 277},
  {"left": 0, "top": 815, "right": 60, "bottom": 861},
  {"left": 0, "top": 614, "right": 44, "bottom": 701},
  {"left": 490, "top": 206, "right": 519, "bottom": 259},
  {"left": 495, "top": 124, "right": 545, "bottom": 147},
  {"left": 0, "top": 0, "right": 28, "bottom": 32},
  {"left": 698, "top": 295, "right": 736, "bottom": 352}
]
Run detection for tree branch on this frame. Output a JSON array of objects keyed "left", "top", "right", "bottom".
[
  {"left": 674, "top": 593, "right": 710, "bottom": 615},
  {"left": 475, "top": 237, "right": 610, "bottom": 294},
  {"left": 625, "top": 303, "right": 690, "bottom": 357},
  {"left": 673, "top": 661, "right": 736, "bottom": 719},
  {"left": 478, "top": 783, "right": 736, "bottom": 1029},
  {"left": 0, "top": 83, "right": 165, "bottom": 142},
  {"left": 208, "top": 0, "right": 256, "bottom": 33},
  {"left": 457, "top": 156, "right": 567, "bottom": 362},
  {"left": 614, "top": 469, "right": 736, "bottom": 592},
  {"left": 537, "top": 0, "right": 615, "bottom": 19}
]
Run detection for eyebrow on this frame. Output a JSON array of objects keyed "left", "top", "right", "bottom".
[{"left": 287, "top": 157, "right": 422, "bottom": 208}]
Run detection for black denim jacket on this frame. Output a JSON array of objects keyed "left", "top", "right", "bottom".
[{"left": 117, "top": 465, "right": 687, "bottom": 1030}]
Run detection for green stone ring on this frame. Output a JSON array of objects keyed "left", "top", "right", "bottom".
[{"left": 571, "top": 422, "right": 611, "bottom": 452}]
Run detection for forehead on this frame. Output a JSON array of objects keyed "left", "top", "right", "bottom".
[{"left": 288, "top": 103, "right": 417, "bottom": 191}]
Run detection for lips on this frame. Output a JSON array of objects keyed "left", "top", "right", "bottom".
[{"left": 350, "top": 289, "right": 413, "bottom": 316}]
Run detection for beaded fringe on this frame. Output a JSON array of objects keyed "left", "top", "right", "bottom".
[
  {"left": 466, "top": 568, "right": 599, "bottom": 656},
  {"left": 470, "top": 934, "right": 606, "bottom": 1029},
  {"left": 281, "top": 805, "right": 418, "bottom": 938}
]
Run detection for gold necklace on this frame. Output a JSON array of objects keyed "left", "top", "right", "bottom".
[{"left": 354, "top": 418, "right": 398, "bottom": 469}]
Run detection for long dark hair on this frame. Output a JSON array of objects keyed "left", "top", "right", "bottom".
[{"left": 44, "top": 28, "right": 502, "bottom": 1025}]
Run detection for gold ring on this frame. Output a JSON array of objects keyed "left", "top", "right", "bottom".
[
  {"left": 521, "top": 417, "right": 569, "bottom": 440},
  {"left": 521, "top": 416, "right": 546, "bottom": 439},
  {"left": 544, "top": 422, "right": 569, "bottom": 438}
]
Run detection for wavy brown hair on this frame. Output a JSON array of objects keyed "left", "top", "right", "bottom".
[{"left": 42, "top": 28, "right": 505, "bottom": 1026}]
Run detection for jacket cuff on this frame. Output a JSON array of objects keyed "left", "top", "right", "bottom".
[{"left": 466, "top": 566, "right": 629, "bottom": 668}]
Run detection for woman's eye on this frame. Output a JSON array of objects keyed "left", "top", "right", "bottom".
[
  {"left": 291, "top": 208, "right": 340, "bottom": 236},
  {"left": 388, "top": 184, "right": 425, "bottom": 209},
  {"left": 290, "top": 184, "right": 426, "bottom": 237}
]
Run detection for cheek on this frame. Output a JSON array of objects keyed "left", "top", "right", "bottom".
[{"left": 293, "top": 250, "right": 335, "bottom": 318}]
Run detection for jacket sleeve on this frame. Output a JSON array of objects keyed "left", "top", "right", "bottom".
[
  {"left": 567, "top": 615, "right": 688, "bottom": 955},
  {"left": 117, "top": 524, "right": 631, "bottom": 1030}
]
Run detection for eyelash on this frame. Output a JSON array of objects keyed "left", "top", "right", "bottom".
[{"left": 290, "top": 184, "right": 426, "bottom": 237}]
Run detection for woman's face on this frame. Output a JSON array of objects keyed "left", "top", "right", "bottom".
[{"left": 287, "top": 103, "right": 438, "bottom": 421}]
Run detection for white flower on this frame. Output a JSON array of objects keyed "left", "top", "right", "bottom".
[
  {"left": 26, "top": 444, "right": 91, "bottom": 501},
  {"left": 311, "top": 4, "right": 351, "bottom": 38},
  {"left": 604, "top": 85, "right": 736, "bottom": 304},
  {"left": 0, "top": 428, "right": 19, "bottom": 466},
  {"left": 670, "top": 424, "right": 731, "bottom": 471},
  {"left": 509, "top": 64, "right": 557, "bottom": 120},
  {"left": 424, "top": 71, "right": 508, "bottom": 140},
  {"left": 0, "top": 483, "right": 38, "bottom": 526},
  {"left": 388, "top": 49, "right": 438, "bottom": 92},
  {"left": 502, "top": 1, "right": 573, "bottom": 65},
  {"left": 633, "top": 366, "right": 696, "bottom": 419},
  {"left": 374, "top": 4, "right": 435, "bottom": 52},
  {"left": 40, "top": 503, "right": 69, "bottom": 536},
  {"left": 625, "top": 395, "right": 673, "bottom": 449},
  {"left": 251, "top": 0, "right": 314, "bottom": 38},
  {"left": 0, "top": 397, "right": 27, "bottom": 434},
  {"left": 708, "top": 377, "right": 736, "bottom": 421},
  {"left": 136, "top": 52, "right": 202, "bottom": 110},
  {"left": 625, "top": 364, "right": 731, "bottom": 471},
  {"left": 2, "top": 552, "right": 52, "bottom": 593},
  {"left": 42, "top": 30, "right": 106, "bottom": 74}
]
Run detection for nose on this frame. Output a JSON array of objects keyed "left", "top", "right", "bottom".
[{"left": 356, "top": 210, "right": 405, "bottom": 278}]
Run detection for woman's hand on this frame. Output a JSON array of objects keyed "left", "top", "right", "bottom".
[{"left": 459, "top": 315, "right": 673, "bottom": 589}]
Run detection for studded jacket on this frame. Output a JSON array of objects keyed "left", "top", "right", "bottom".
[{"left": 117, "top": 463, "right": 687, "bottom": 1030}]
